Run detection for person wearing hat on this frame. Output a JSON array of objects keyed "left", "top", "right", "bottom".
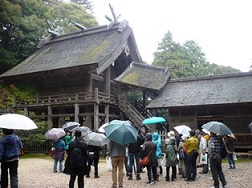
[
  {"left": 184, "top": 130, "right": 199, "bottom": 181},
  {"left": 0, "top": 128, "right": 23, "bottom": 188},
  {"left": 63, "top": 130, "right": 88, "bottom": 188},
  {"left": 197, "top": 131, "right": 209, "bottom": 174}
]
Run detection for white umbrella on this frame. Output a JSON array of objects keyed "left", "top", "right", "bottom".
[
  {"left": 98, "top": 123, "right": 109, "bottom": 133},
  {"left": 174, "top": 125, "right": 191, "bottom": 136},
  {"left": 45, "top": 128, "right": 66, "bottom": 140},
  {"left": 0, "top": 113, "right": 38, "bottom": 130}
]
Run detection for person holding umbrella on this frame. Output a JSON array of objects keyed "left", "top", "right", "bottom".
[
  {"left": 127, "top": 128, "right": 145, "bottom": 181},
  {"left": 53, "top": 137, "right": 65, "bottom": 173},
  {"left": 209, "top": 132, "right": 227, "bottom": 188},
  {"left": 63, "top": 130, "right": 88, "bottom": 188},
  {"left": 0, "top": 128, "right": 23, "bottom": 188},
  {"left": 106, "top": 140, "right": 126, "bottom": 188},
  {"left": 64, "top": 130, "right": 73, "bottom": 155}
]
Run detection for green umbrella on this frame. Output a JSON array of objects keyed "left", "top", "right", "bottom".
[{"left": 104, "top": 120, "right": 138, "bottom": 145}]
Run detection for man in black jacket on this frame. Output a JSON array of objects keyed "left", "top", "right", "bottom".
[
  {"left": 86, "top": 145, "right": 102, "bottom": 178},
  {"left": 127, "top": 129, "right": 145, "bottom": 180}
]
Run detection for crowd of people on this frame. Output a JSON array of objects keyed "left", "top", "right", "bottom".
[
  {"left": 50, "top": 123, "right": 236, "bottom": 188},
  {"left": 104, "top": 125, "right": 236, "bottom": 188},
  {"left": 0, "top": 121, "right": 236, "bottom": 188}
]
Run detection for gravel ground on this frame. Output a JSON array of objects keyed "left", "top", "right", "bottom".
[{"left": 17, "top": 157, "right": 251, "bottom": 188}]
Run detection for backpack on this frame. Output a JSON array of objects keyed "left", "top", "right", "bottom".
[
  {"left": 221, "top": 142, "right": 227, "bottom": 159},
  {"left": 69, "top": 147, "right": 85, "bottom": 169}
]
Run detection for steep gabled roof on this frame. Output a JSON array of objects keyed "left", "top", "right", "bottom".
[
  {"left": 147, "top": 72, "right": 252, "bottom": 109},
  {"left": 115, "top": 62, "right": 170, "bottom": 90},
  {"left": 0, "top": 21, "right": 142, "bottom": 81}
]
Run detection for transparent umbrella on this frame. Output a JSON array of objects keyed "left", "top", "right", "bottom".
[{"left": 202, "top": 121, "right": 232, "bottom": 135}]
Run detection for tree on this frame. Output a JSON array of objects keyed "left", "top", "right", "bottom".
[
  {"left": 70, "top": 0, "right": 93, "bottom": 10},
  {"left": 152, "top": 31, "right": 240, "bottom": 78}
]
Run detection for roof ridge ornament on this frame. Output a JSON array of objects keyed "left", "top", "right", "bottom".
[{"left": 106, "top": 3, "right": 123, "bottom": 31}]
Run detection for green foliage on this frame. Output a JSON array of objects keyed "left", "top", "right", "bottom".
[
  {"left": 47, "top": 2, "right": 98, "bottom": 34},
  {"left": 153, "top": 31, "right": 241, "bottom": 78},
  {"left": 0, "top": 83, "right": 36, "bottom": 110},
  {"left": 0, "top": 0, "right": 50, "bottom": 74},
  {"left": 16, "top": 121, "right": 48, "bottom": 143},
  {"left": 70, "top": 0, "right": 93, "bottom": 10}
]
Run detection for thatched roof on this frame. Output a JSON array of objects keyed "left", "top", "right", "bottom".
[
  {"left": 0, "top": 21, "right": 142, "bottom": 81},
  {"left": 115, "top": 62, "right": 170, "bottom": 90},
  {"left": 147, "top": 72, "right": 252, "bottom": 109}
]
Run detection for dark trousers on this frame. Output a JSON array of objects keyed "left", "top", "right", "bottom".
[
  {"left": 69, "top": 175, "right": 84, "bottom": 188},
  {"left": 87, "top": 157, "right": 99, "bottom": 177},
  {"left": 210, "top": 157, "right": 226, "bottom": 188},
  {"left": 1, "top": 160, "right": 18, "bottom": 188},
  {"left": 128, "top": 153, "right": 141, "bottom": 176},
  {"left": 186, "top": 151, "right": 198, "bottom": 180},
  {"left": 166, "top": 166, "right": 176, "bottom": 180},
  {"left": 227, "top": 153, "right": 235, "bottom": 167},
  {"left": 146, "top": 166, "right": 157, "bottom": 182}
]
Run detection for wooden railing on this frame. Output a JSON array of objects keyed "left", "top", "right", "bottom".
[
  {"left": 15, "top": 91, "right": 117, "bottom": 107},
  {"left": 118, "top": 100, "right": 153, "bottom": 131}
]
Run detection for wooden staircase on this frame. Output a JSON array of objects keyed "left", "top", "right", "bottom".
[{"left": 118, "top": 100, "right": 153, "bottom": 131}]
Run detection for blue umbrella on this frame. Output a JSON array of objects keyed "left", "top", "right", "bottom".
[
  {"left": 104, "top": 120, "right": 138, "bottom": 145},
  {"left": 202, "top": 121, "right": 232, "bottom": 135},
  {"left": 142, "top": 117, "right": 166, "bottom": 124}
]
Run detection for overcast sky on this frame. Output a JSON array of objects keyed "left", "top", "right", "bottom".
[{"left": 91, "top": 0, "right": 252, "bottom": 72}]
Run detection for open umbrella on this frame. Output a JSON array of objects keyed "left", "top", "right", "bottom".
[
  {"left": 142, "top": 117, "right": 166, "bottom": 124},
  {"left": 0, "top": 113, "right": 38, "bottom": 130},
  {"left": 202, "top": 128, "right": 210, "bottom": 135},
  {"left": 248, "top": 122, "right": 252, "bottom": 132},
  {"left": 104, "top": 120, "right": 138, "bottom": 145},
  {"left": 98, "top": 123, "right": 109, "bottom": 133},
  {"left": 174, "top": 125, "right": 191, "bottom": 136},
  {"left": 202, "top": 121, "right": 232, "bottom": 135},
  {"left": 83, "top": 132, "right": 109, "bottom": 147},
  {"left": 45, "top": 128, "right": 66, "bottom": 140},
  {"left": 62, "top": 122, "right": 80, "bottom": 132},
  {"left": 73, "top": 126, "right": 92, "bottom": 137}
]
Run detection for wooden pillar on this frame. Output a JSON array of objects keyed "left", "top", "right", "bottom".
[
  {"left": 124, "top": 90, "right": 128, "bottom": 111},
  {"left": 105, "top": 67, "right": 111, "bottom": 94},
  {"left": 47, "top": 106, "right": 53, "bottom": 130},
  {"left": 104, "top": 67, "right": 111, "bottom": 122},
  {"left": 105, "top": 105, "right": 109, "bottom": 123},
  {"left": 74, "top": 103, "right": 79, "bottom": 123},
  {"left": 94, "top": 88, "right": 99, "bottom": 131},
  {"left": 24, "top": 108, "right": 28, "bottom": 116},
  {"left": 142, "top": 91, "right": 146, "bottom": 116}
]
